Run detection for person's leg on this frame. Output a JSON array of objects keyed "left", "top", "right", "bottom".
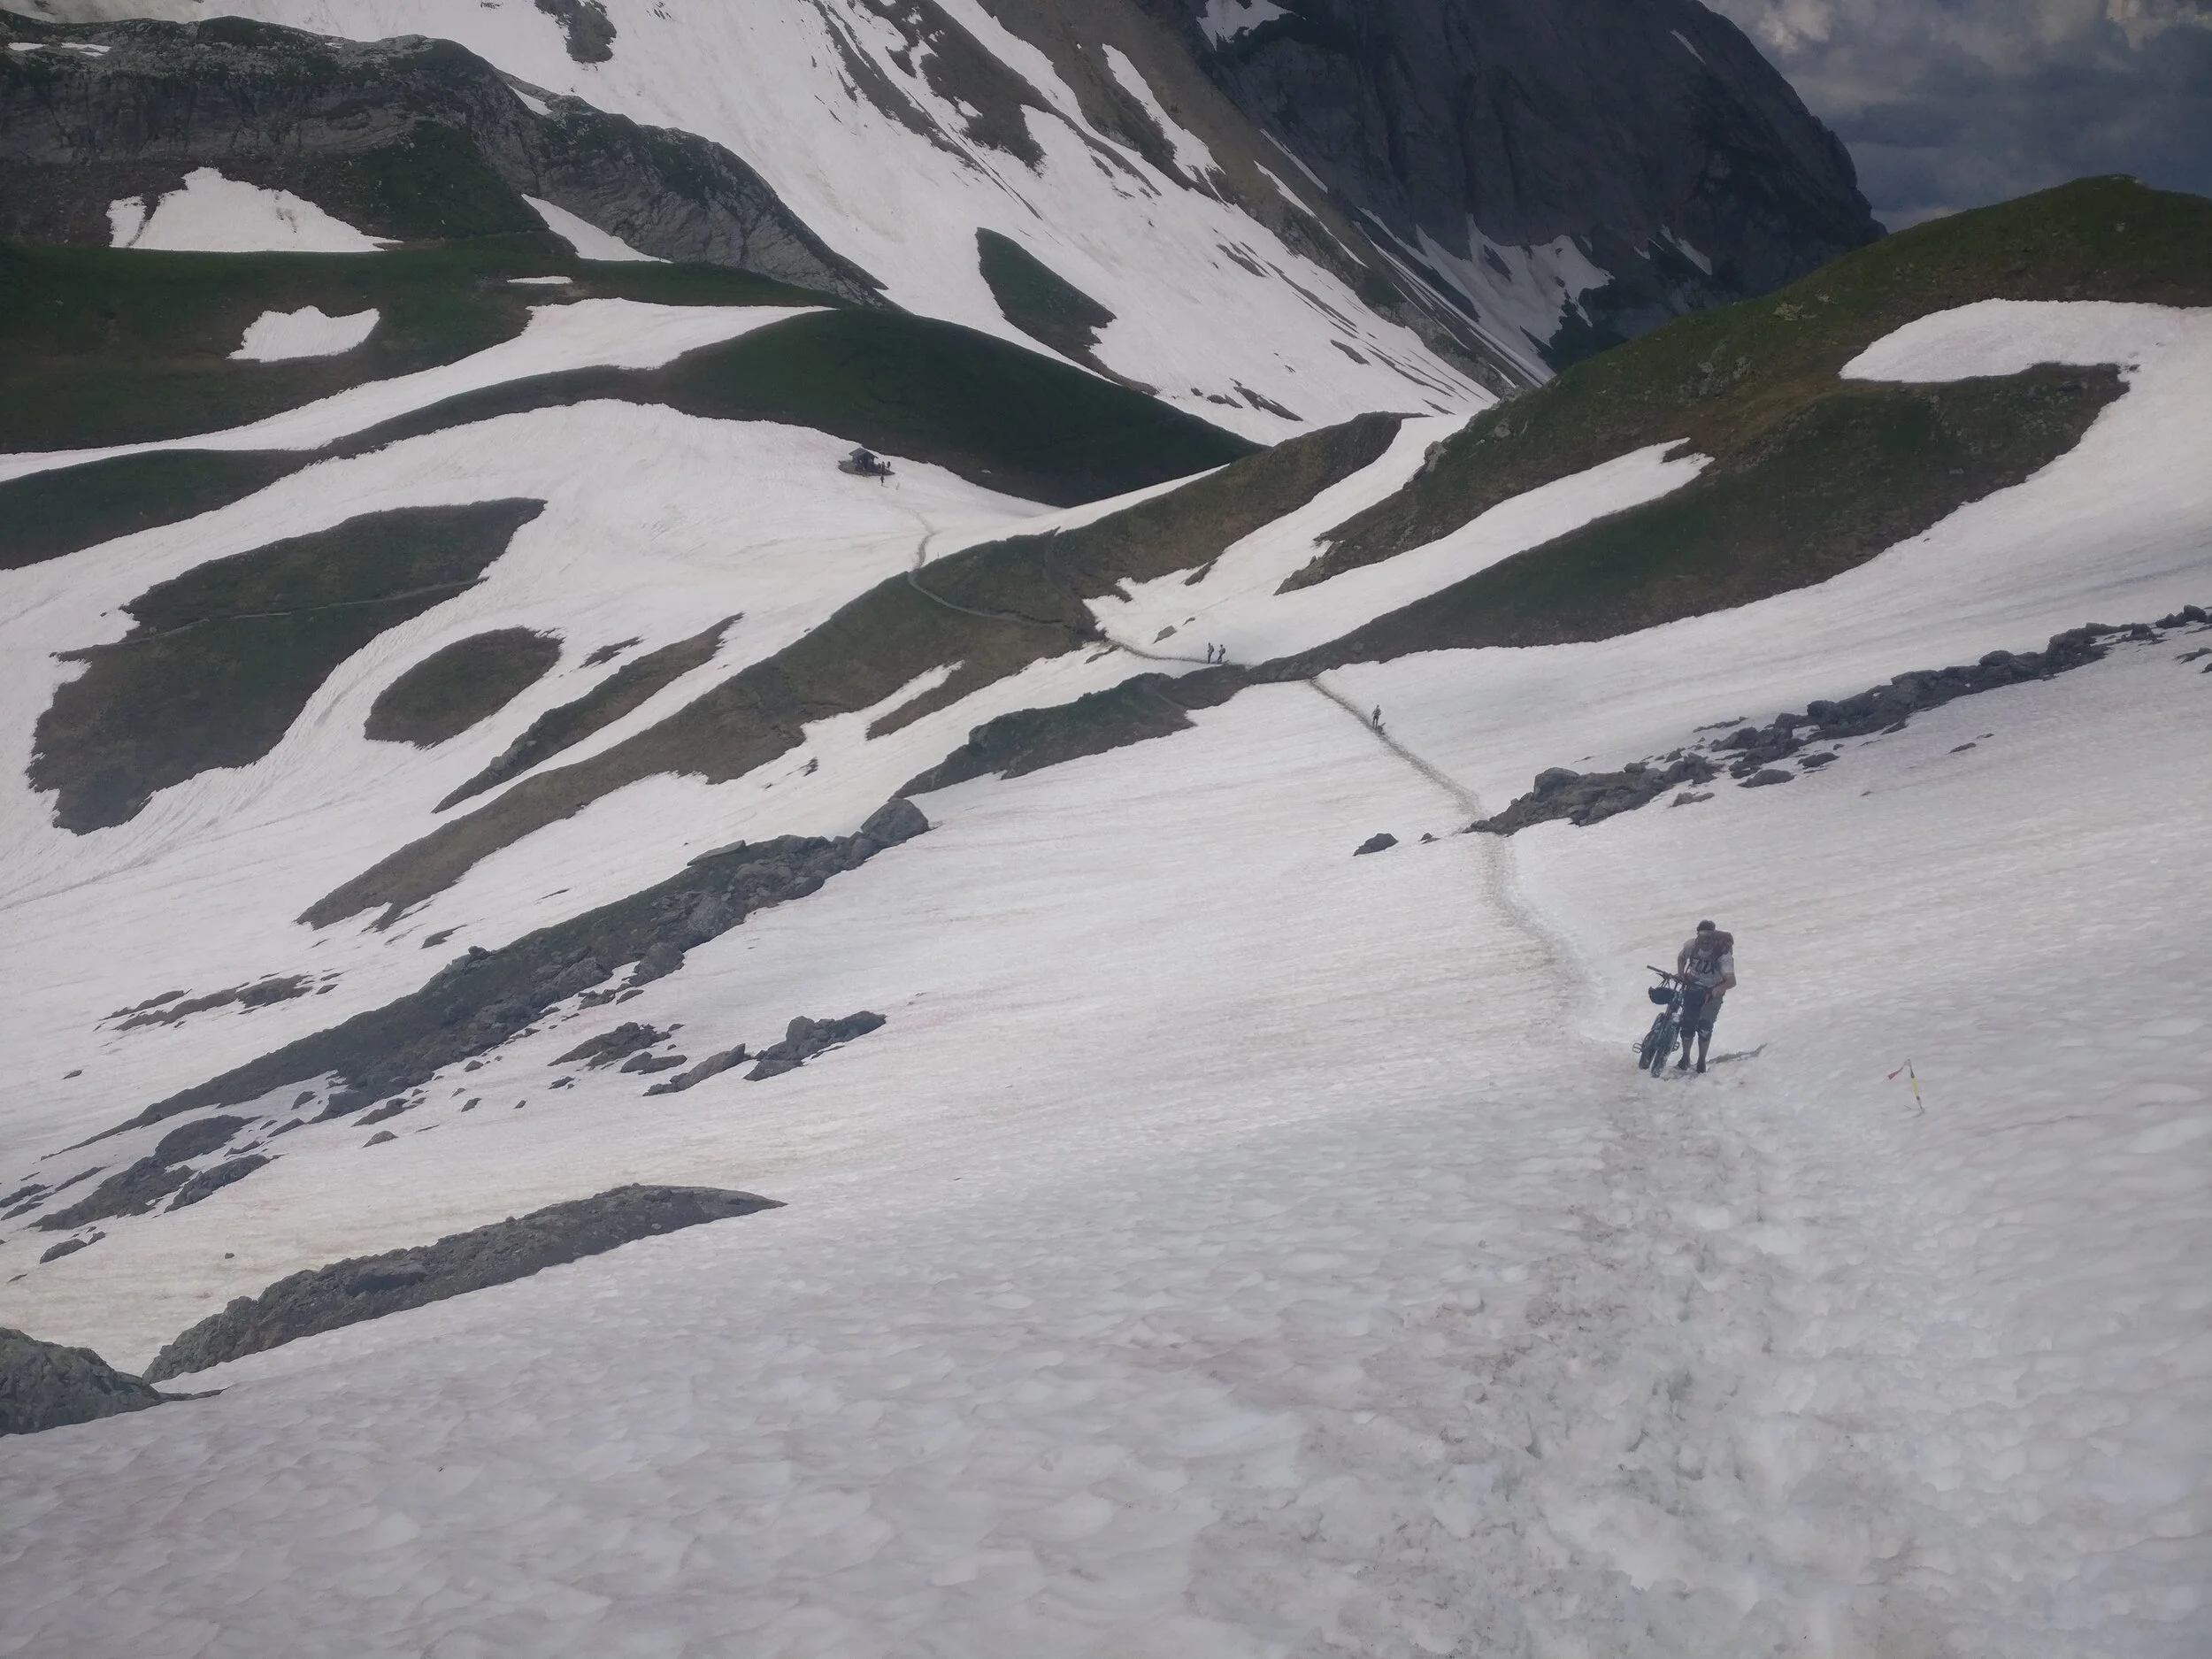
[{"left": 1676, "top": 987, "right": 1706, "bottom": 1066}]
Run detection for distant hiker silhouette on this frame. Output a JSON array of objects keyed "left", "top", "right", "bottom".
[{"left": 1371, "top": 706, "right": 1384, "bottom": 730}]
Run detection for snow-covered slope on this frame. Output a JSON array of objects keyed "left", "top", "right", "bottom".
[
  {"left": 162, "top": 0, "right": 1484, "bottom": 438},
  {"left": 1, "top": 263, "right": 2208, "bottom": 1653}
]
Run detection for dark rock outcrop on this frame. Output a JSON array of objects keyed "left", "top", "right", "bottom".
[
  {"left": 1472, "top": 756, "right": 1717, "bottom": 834},
  {"left": 1353, "top": 833, "right": 1398, "bottom": 855},
  {"left": 142, "top": 1186, "right": 782, "bottom": 1382},
  {"left": 747, "top": 1013, "right": 887, "bottom": 1080},
  {"left": 643, "top": 1045, "right": 750, "bottom": 1096},
  {"left": 171, "top": 1155, "right": 272, "bottom": 1210},
  {"left": 90, "top": 801, "right": 931, "bottom": 1141},
  {"left": 35, "top": 1156, "right": 188, "bottom": 1230},
  {"left": 1184, "top": 0, "right": 1882, "bottom": 369},
  {"left": 152, "top": 1115, "right": 249, "bottom": 1166},
  {"left": 534, "top": 0, "right": 616, "bottom": 64},
  {"left": 0, "top": 14, "right": 880, "bottom": 301},
  {"left": 1471, "top": 613, "right": 2206, "bottom": 835},
  {"left": 1, "top": 1327, "right": 169, "bottom": 1436},
  {"left": 35, "top": 1111, "right": 259, "bottom": 1227},
  {"left": 554, "top": 1022, "right": 672, "bottom": 1068}
]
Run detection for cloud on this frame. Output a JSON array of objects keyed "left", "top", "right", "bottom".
[{"left": 1705, "top": 0, "right": 2212, "bottom": 225}]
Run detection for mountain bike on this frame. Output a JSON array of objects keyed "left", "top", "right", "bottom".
[{"left": 1638, "top": 966, "right": 1686, "bottom": 1075}]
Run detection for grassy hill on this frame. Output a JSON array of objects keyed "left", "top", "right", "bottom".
[{"left": 1305, "top": 179, "right": 2212, "bottom": 589}]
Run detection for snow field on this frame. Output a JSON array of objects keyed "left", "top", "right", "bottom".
[
  {"left": 0, "top": 403, "right": 1040, "bottom": 1154},
  {"left": 107, "top": 165, "right": 388, "bottom": 253},
  {"left": 1505, "top": 641, "right": 2212, "bottom": 1652},
  {"left": 5, "top": 628, "right": 2202, "bottom": 1656},
  {"left": 202, "top": 0, "right": 1488, "bottom": 435},
  {"left": 0, "top": 299, "right": 2206, "bottom": 1655},
  {"left": 230, "top": 303, "right": 381, "bottom": 362}
]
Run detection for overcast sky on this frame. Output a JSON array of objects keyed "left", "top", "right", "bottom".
[{"left": 1706, "top": 0, "right": 2212, "bottom": 227}]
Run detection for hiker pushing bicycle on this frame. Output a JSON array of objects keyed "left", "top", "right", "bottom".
[
  {"left": 1638, "top": 921, "right": 1737, "bottom": 1076},
  {"left": 1671, "top": 920, "right": 1735, "bottom": 1072}
]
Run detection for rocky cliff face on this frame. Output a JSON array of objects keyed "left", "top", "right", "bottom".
[
  {"left": 0, "top": 14, "right": 883, "bottom": 301},
  {"left": 1164, "top": 0, "right": 1882, "bottom": 370}
]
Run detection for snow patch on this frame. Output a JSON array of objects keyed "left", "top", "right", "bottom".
[
  {"left": 1378, "top": 219, "right": 1612, "bottom": 382},
  {"left": 229, "top": 305, "right": 381, "bottom": 363},
  {"left": 1842, "top": 297, "right": 2187, "bottom": 383},
  {"left": 522, "top": 195, "right": 661, "bottom": 262},
  {"left": 1197, "top": 0, "right": 1290, "bottom": 45},
  {"left": 1099, "top": 44, "right": 1220, "bottom": 187},
  {"left": 1657, "top": 227, "right": 1712, "bottom": 275},
  {"left": 107, "top": 167, "right": 386, "bottom": 254}
]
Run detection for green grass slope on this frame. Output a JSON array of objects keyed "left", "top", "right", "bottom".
[
  {"left": 1304, "top": 178, "right": 2212, "bottom": 586},
  {"left": 0, "top": 242, "right": 836, "bottom": 454},
  {"left": 0, "top": 450, "right": 304, "bottom": 569},
  {"left": 365, "top": 628, "right": 563, "bottom": 747},
  {"left": 33, "top": 501, "right": 542, "bottom": 832}
]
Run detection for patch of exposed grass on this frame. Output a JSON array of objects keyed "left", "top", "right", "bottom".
[
  {"left": 899, "top": 666, "right": 1247, "bottom": 796},
  {"left": 291, "top": 307, "right": 1257, "bottom": 509},
  {"left": 1306, "top": 178, "right": 2212, "bottom": 584},
  {"left": 1295, "top": 367, "right": 2122, "bottom": 665},
  {"left": 438, "top": 618, "right": 735, "bottom": 807},
  {"left": 0, "top": 242, "right": 841, "bottom": 453},
  {"left": 303, "top": 415, "right": 1400, "bottom": 926},
  {"left": 33, "top": 501, "right": 542, "bottom": 832},
  {"left": 0, "top": 450, "right": 304, "bottom": 569},
  {"left": 649, "top": 310, "right": 1245, "bottom": 505},
  {"left": 365, "top": 628, "right": 562, "bottom": 747},
  {"left": 975, "top": 228, "right": 1130, "bottom": 382}
]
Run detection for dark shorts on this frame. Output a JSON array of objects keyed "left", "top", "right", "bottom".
[{"left": 1679, "top": 986, "right": 1723, "bottom": 1036}]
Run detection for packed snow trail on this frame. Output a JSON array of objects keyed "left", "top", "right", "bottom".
[{"left": 1304, "top": 672, "right": 1486, "bottom": 821}]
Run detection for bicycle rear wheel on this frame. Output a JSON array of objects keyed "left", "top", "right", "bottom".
[{"left": 1645, "top": 1014, "right": 1677, "bottom": 1074}]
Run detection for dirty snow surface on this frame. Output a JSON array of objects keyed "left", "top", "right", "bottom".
[{"left": 1, "top": 302, "right": 2208, "bottom": 1656}]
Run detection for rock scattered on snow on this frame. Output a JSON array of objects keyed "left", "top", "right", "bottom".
[
  {"left": 555, "top": 1022, "right": 672, "bottom": 1068},
  {"left": 153, "top": 1115, "right": 249, "bottom": 1165},
  {"left": 1474, "top": 614, "right": 2209, "bottom": 835},
  {"left": 1354, "top": 833, "right": 1399, "bottom": 855},
  {"left": 746, "top": 1014, "right": 887, "bottom": 1081},
  {"left": 142, "top": 1186, "right": 782, "bottom": 1382},
  {"left": 116, "top": 978, "right": 309, "bottom": 1030},
  {"left": 0, "top": 1327, "right": 168, "bottom": 1437},
  {"left": 1472, "top": 756, "right": 1717, "bottom": 834},
  {"left": 38, "top": 1234, "right": 100, "bottom": 1263},
  {"left": 643, "top": 1045, "right": 751, "bottom": 1096},
  {"left": 172, "top": 1156, "right": 272, "bottom": 1210}
]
